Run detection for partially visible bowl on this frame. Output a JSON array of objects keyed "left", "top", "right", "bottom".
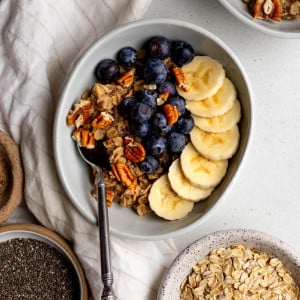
[
  {"left": 158, "top": 229, "right": 300, "bottom": 299},
  {"left": 0, "top": 224, "right": 88, "bottom": 300},
  {"left": 0, "top": 130, "right": 23, "bottom": 224},
  {"left": 53, "top": 18, "right": 252, "bottom": 240},
  {"left": 218, "top": 0, "right": 300, "bottom": 39}
]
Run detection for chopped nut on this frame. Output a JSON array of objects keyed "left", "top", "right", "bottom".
[
  {"left": 124, "top": 143, "right": 146, "bottom": 163},
  {"left": 91, "top": 112, "right": 114, "bottom": 129},
  {"left": 163, "top": 103, "right": 180, "bottom": 125},
  {"left": 157, "top": 92, "right": 169, "bottom": 106},
  {"left": 71, "top": 128, "right": 95, "bottom": 148},
  {"left": 111, "top": 161, "right": 137, "bottom": 191},
  {"left": 105, "top": 189, "right": 114, "bottom": 207},
  {"left": 173, "top": 67, "right": 189, "bottom": 92},
  {"left": 66, "top": 99, "right": 92, "bottom": 127},
  {"left": 251, "top": 0, "right": 283, "bottom": 21},
  {"left": 117, "top": 68, "right": 135, "bottom": 88}
]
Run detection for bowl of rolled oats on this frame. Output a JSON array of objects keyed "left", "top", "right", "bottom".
[
  {"left": 53, "top": 18, "right": 252, "bottom": 240},
  {"left": 219, "top": 0, "right": 300, "bottom": 38},
  {"left": 158, "top": 229, "right": 300, "bottom": 299}
]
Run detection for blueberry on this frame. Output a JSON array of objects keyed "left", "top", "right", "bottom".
[
  {"left": 140, "top": 155, "right": 160, "bottom": 173},
  {"left": 143, "top": 58, "right": 167, "bottom": 85},
  {"left": 130, "top": 121, "right": 150, "bottom": 137},
  {"left": 131, "top": 103, "right": 152, "bottom": 123},
  {"left": 157, "top": 81, "right": 177, "bottom": 96},
  {"left": 152, "top": 112, "right": 172, "bottom": 134},
  {"left": 175, "top": 114, "right": 194, "bottom": 134},
  {"left": 144, "top": 134, "right": 167, "bottom": 157},
  {"left": 117, "top": 47, "right": 138, "bottom": 68},
  {"left": 166, "top": 95, "right": 186, "bottom": 114},
  {"left": 145, "top": 36, "right": 171, "bottom": 59},
  {"left": 95, "top": 58, "right": 120, "bottom": 83},
  {"left": 135, "top": 89, "right": 158, "bottom": 109},
  {"left": 167, "top": 132, "right": 186, "bottom": 153},
  {"left": 118, "top": 97, "right": 136, "bottom": 118},
  {"left": 171, "top": 41, "right": 195, "bottom": 67}
]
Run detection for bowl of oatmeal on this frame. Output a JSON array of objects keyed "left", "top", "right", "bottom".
[
  {"left": 53, "top": 18, "right": 252, "bottom": 240},
  {"left": 218, "top": 0, "right": 300, "bottom": 38},
  {"left": 158, "top": 229, "right": 300, "bottom": 299}
]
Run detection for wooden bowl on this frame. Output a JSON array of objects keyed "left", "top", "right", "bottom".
[
  {"left": 0, "top": 130, "right": 23, "bottom": 224},
  {"left": 0, "top": 223, "right": 89, "bottom": 300}
]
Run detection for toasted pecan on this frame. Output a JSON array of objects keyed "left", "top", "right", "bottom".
[
  {"left": 124, "top": 143, "right": 146, "bottom": 163},
  {"left": 163, "top": 103, "right": 180, "bottom": 125}
]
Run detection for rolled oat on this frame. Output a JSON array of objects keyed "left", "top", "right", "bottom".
[{"left": 180, "top": 244, "right": 300, "bottom": 300}]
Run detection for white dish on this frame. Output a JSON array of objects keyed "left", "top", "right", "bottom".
[
  {"left": 218, "top": 0, "right": 300, "bottom": 39},
  {"left": 53, "top": 18, "right": 252, "bottom": 240},
  {"left": 158, "top": 229, "right": 300, "bottom": 299}
]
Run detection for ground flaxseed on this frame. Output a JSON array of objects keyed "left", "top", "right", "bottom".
[{"left": 0, "top": 238, "right": 80, "bottom": 300}]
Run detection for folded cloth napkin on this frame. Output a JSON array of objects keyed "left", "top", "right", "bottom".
[{"left": 0, "top": 1, "right": 179, "bottom": 299}]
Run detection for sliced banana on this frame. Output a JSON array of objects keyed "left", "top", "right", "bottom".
[
  {"left": 176, "top": 56, "right": 225, "bottom": 101},
  {"left": 185, "top": 78, "right": 237, "bottom": 118},
  {"left": 190, "top": 125, "right": 240, "bottom": 161},
  {"left": 148, "top": 174, "right": 194, "bottom": 221},
  {"left": 192, "top": 100, "right": 241, "bottom": 133},
  {"left": 168, "top": 159, "right": 213, "bottom": 202},
  {"left": 180, "top": 143, "right": 228, "bottom": 189}
]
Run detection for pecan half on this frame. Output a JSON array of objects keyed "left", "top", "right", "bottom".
[
  {"left": 106, "top": 189, "right": 114, "bottom": 207},
  {"left": 72, "top": 128, "right": 95, "bottom": 148},
  {"left": 163, "top": 103, "right": 180, "bottom": 125},
  {"left": 67, "top": 99, "right": 92, "bottom": 127},
  {"left": 111, "top": 161, "right": 137, "bottom": 190},
  {"left": 252, "top": 0, "right": 282, "bottom": 21},
  {"left": 157, "top": 91, "right": 169, "bottom": 106},
  {"left": 117, "top": 68, "right": 135, "bottom": 88},
  {"left": 124, "top": 143, "right": 146, "bottom": 163},
  {"left": 91, "top": 188, "right": 114, "bottom": 207},
  {"left": 173, "top": 67, "right": 189, "bottom": 92},
  {"left": 91, "top": 112, "right": 114, "bottom": 129}
]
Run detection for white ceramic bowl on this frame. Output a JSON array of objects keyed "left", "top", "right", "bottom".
[
  {"left": 218, "top": 0, "right": 300, "bottom": 39},
  {"left": 53, "top": 18, "right": 252, "bottom": 240},
  {"left": 158, "top": 229, "right": 300, "bottom": 299},
  {"left": 0, "top": 224, "right": 88, "bottom": 300}
]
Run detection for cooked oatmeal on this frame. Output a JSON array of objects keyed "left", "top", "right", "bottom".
[{"left": 68, "top": 76, "right": 179, "bottom": 216}]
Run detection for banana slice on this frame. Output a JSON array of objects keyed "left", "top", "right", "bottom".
[
  {"left": 192, "top": 100, "right": 241, "bottom": 133},
  {"left": 148, "top": 174, "right": 194, "bottom": 221},
  {"left": 190, "top": 125, "right": 240, "bottom": 161},
  {"left": 168, "top": 159, "right": 213, "bottom": 202},
  {"left": 176, "top": 56, "right": 225, "bottom": 101},
  {"left": 180, "top": 143, "right": 228, "bottom": 189},
  {"left": 185, "top": 78, "right": 237, "bottom": 118}
]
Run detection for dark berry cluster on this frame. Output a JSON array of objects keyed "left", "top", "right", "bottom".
[{"left": 95, "top": 36, "right": 195, "bottom": 174}]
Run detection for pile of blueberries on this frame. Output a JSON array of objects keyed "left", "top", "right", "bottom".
[{"left": 95, "top": 36, "right": 196, "bottom": 173}]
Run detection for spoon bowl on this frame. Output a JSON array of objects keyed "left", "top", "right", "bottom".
[{"left": 76, "top": 144, "right": 115, "bottom": 300}]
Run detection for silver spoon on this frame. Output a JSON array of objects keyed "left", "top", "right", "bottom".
[{"left": 76, "top": 143, "right": 115, "bottom": 300}]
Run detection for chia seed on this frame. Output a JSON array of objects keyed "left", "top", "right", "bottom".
[{"left": 0, "top": 238, "right": 81, "bottom": 300}]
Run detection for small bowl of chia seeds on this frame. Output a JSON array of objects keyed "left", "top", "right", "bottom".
[{"left": 0, "top": 223, "right": 88, "bottom": 300}]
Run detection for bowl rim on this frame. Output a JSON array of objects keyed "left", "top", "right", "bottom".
[
  {"left": 158, "top": 228, "right": 300, "bottom": 299},
  {"left": 0, "top": 130, "right": 23, "bottom": 224},
  {"left": 0, "top": 223, "right": 89, "bottom": 300},
  {"left": 218, "top": 0, "right": 300, "bottom": 39},
  {"left": 53, "top": 18, "right": 254, "bottom": 240}
]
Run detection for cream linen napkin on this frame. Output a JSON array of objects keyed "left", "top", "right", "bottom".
[{"left": 0, "top": 1, "right": 179, "bottom": 299}]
